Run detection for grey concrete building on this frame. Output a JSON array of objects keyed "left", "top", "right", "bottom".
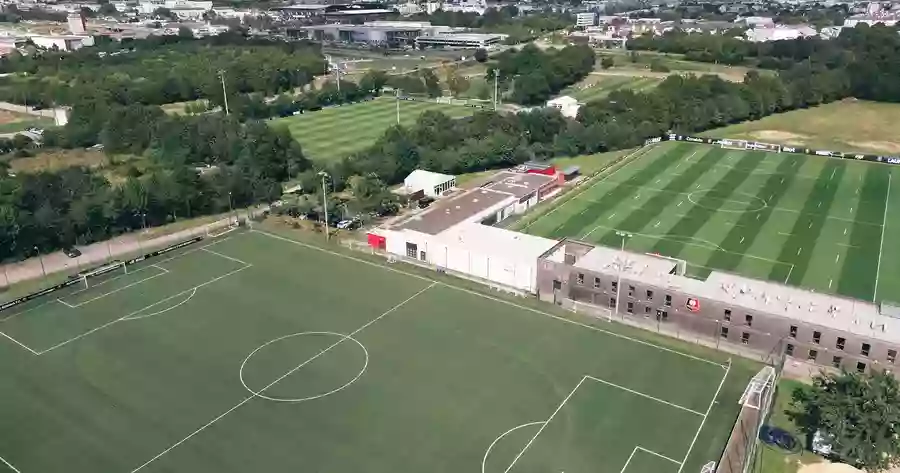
[{"left": 536, "top": 239, "right": 900, "bottom": 374}]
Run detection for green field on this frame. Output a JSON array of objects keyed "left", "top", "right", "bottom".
[
  {"left": 564, "top": 75, "right": 661, "bottom": 102},
  {"left": 271, "top": 97, "right": 477, "bottom": 162},
  {"left": 522, "top": 142, "right": 900, "bottom": 302},
  {"left": 0, "top": 228, "right": 755, "bottom": 473}
]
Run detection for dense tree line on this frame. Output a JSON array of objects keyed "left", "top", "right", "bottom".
[
  {"left": 0, "top": 33, "right": 326, "bottom": 109},
  {"left": 490, "top": 44, "right": 595, "bottom": 105},
  {"left": 627, "top": 24, "right": 900, "bottom": 103}
]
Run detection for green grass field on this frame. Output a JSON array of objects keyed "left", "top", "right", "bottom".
[
  {"left": 0, "top": 228, "right": 756, "bottom": 473},
  {"left": 271, "top": 97, "right": 476, "bottom": 162},
  {"left": 564, "top": 75, "right": 661, "bottom": 102},
  {"left": 521, "top": 142, "right": 900, "bottom": 302}
]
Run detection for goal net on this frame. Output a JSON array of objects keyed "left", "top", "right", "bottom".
[{"left": 79, "top": 261, "right": 127, "bottom": 290}]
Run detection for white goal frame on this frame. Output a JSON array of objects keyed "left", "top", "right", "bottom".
[{"left": 80, "top": 261, "right": 128, "bottom": 290}]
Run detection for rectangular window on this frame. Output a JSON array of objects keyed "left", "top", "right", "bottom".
[
  {"left": 552, "top": 280, "right": 562, "bottom": 290},
  {"left": 862, "top": 343, "right": 871, "bottom": 357},
  {"left": 608, "top": 297, "right": 616, "bottom": 309},
  {"left": 832, "top": 356, "right": 842, "bottom": 368},
  {"left": 785, "top": 343, "right": 794, "bottom": 356},
  {"left": 857, "top": 362, "right": 867, "bottom": 373},
  {"left": 664, "top": 294, "right": 672, "bottom": 307},
  {"left": 644, "top": 306, "right": 651, "bottom": 315},
  {"left": 593, "top": 277, "right": 601, "bottom": 289},
  {"left": 721, "top": 326, "right": 729, "bottom": 338},
  {"left": 836, "top": 337, "right": 845, "bottom": 350},
  {"left": 576, "top": 273, "right": 584, "bottom": 285},
  {"left": 405, "top": 242, "right": 418, "bottom": 258},
  {"left": 808, "top": 349, "right": 818, "bottom": 361},
  {"left": 627, "top": 302, "right": 634, "bottom": 314},
  {"left": 745, "top": 314, "right": 753, "bottom": 327},
  {"left": 628, "top": 285, "right": 635, "bottom": 297},
  {"left": 741, "top": 332, "right": 750, "bottom": 345},
  {"left": 789, "top": 325, "right": 798, "bottom": 338},
  {"left": 611, "top": 281, "right": 618, "bottom": 291},
  {"left": 646, "top": 290, "right": 654, "bottom": 300},
  {"left": 889, "top": 350, "right": 897, "bottom": 364},
  {"left": 724, "top": 309, "right": 731, "bottom": 321},
  {"left": 656, "top": 309, "right": 668, "bottom": 321},
  {"left": 813, "top": 331, "right": 821, "bottom": 344}
]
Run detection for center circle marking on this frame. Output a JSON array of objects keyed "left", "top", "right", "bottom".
[{"left": 239, "top": 331, "right": 369, "bottom": 403}]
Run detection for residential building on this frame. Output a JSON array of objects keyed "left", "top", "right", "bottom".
[
  {"left": 403, "top": 170, "right": 456, "bottom": 198},
  {"left": 575, "top": 11, "right": 596, "bottom": 27},
  {"left": 415, "top": 32, "right": 504, "bottom": 49},
  {"left": 745, "top": 24, "right": 817, "bottom": 42}
]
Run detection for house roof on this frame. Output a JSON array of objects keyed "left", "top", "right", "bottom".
[{"left": 403, "top": 169, "right": 455, "bottom": 192}]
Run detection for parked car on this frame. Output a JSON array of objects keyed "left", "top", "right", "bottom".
[
  {"left": 63, "top": 247, "right": 82, "bottom": 258},
  {"left": 336, "top": 218, "right": 361, "bottom": 230}
]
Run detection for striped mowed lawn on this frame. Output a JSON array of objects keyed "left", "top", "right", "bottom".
[
  {"left": 566, "top": 76, "right": 661, "bottom": 102},
  {"left": 522, "top": 141, "right": 900, "bottom": 302},
  {"left": 271, "top": 98, "right": 476, "bottom": 162}
]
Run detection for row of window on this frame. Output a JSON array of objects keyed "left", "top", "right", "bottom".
[
  {"left": 576, "top": 275, "right": 673, "bottom": 305},
  {"left": 785, "top": 344, "right": 885, "bottom": 372}
]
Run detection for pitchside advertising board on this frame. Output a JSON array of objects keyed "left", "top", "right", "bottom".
[
  {"left": 649, "top": 134, "right": 900, "bottom": 165},
  {"left": 0, "top": 236, "right": 205, "bottom": 313}
]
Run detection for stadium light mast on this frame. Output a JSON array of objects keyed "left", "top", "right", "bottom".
[
  {"left": 613, "top": 231, "right": 633, "bottom": 322},
  {"left": 395, "top": 88, "right": 401, "bottom": 125},
  {"left": 318, "top": 171, "right": 330, "bottom": 241},
  {"left": 218, "top": 69, "right": 230, "bottom": 116},
  {"left": 492, "top": 68, "right": 499, "bottom": 111}
]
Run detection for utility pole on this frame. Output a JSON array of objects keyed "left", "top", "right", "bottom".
[
  {"left": 493, "top": 68, "right": 499, "bottom": 111},
  {"left": 318, "top": 171, "right": 330, "bottom": 241},
  {"left": 218, "top": 69, "right": 229, "bottom": 116},
  {"left": 613, "top": 231, "right": 633, "bottom": 322},
  {"left": 395, "top": 88, "right": 401, "bottom": 125},
  {"left": 34, "top": 246, "right": 46, "bottom": 278},
  {"left": 335, "top": 65, "right": 341, "bottom": 93}
]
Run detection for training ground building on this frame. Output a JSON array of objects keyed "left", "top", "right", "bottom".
[
  {"left": 368, "top": 174, "right": 900, "bottom": 376},
  {"left": 370, "top": 170, "right": 563, "bottom": 292}
]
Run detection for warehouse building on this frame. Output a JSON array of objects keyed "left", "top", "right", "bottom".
[{"left": 415, "top": 32, "right": 505, "bottom": 49}]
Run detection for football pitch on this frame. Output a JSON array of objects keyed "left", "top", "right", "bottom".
[
  {"left": 271, "top": 97, "right": 476, "bottom": 162},
  {"left": 521, "top": 141, "right": 900, "bottom": 302},
  {"left": 0, "top": 229, "right": 755, "bottom": 473}
]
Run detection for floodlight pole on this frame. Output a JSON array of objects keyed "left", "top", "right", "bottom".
[
  {"left": 34, "top": 246, "right": 46, "bottom": 278},
  {"left": 395, "top": 88, "right": 401, "bottom": 125},
  {"left": 218, "top": 69, "right": 229, "bottom": 116},
  {"left": 493, "top": 68, "right": 499, "bottom": 111},
  {"left": 319, "top": 171, "right": 330, "bottom": 241},
  {"left": 613, "top": 231, "right": 632, "bottom": 322}
]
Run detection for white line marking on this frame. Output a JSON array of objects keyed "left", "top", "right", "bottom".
[
  {"left": 56, "top": 298, "right": 76, "bottom": 308},
  {"left": 739, "top": 236, "right": 744, "bottom": 244},
  {"left": 676, "top": 361, "right": 731, "bottom": 473},
  {"left": 844, "top": 228, "right": 848, "bottom": 235},
  {"left": 875, "top": 173, "right": 890, "bottom": 302},
  {"left": 785, "top": 264, "right": 795, "bottom": 284},
  {"left": 829, "top": 279, "right": 833, "bottom": 289},
  {"left": 502, "top": 377, "right": 587, "bottom": 473},
  {"left": 608, "top": 212, "right": 617, "bottom": 220},
  {"left": 797, "top": 248, "right": 802, "bottom": 256},
  {"left": 0, "top": 330, "right": 39, "bottom": 355},
  {"left": 482, "top": 422, "right": 546, "bottom": 473},
  {"left": 830, "top": 168, "right": 836, "bottom": 180},
  {"left": 39, "top": 265, "right": 251, "bottom": 355},
  {"left": 653, "top": 221, "right": 660, "bottom": 228},
  {"left": 850, "top": 207, "right": 853, "bottom": 213},
  {"left": 778, "top": 232, "right": 792, "bottom": 236},
  {"left": 130, "top": 282, "right": 436, "bottom": 472},
  {"left": 584, "top": 376, "right": 704, "bottom": 416},
  {"left": 0, "top": 455, "right": 22, "bottom": 473},
  {"left": 252, "top": 230, "right": 726, "bottom": 368},
  {"left": 808, "top": 222, "right": 812, "bottom": 229},
  {"left": 756, "top": 214, "right": 760, "bottom": 220},
  {"left": 60, "top": 270, "right": 169, "bottom": 308},
  {"left": 638, "top": 447, "right": 683, "bottom": 465},
  {"left": 122, "top": 288, "right": 198, "bottom": 321},
  {"left": 817, "top": 202, "right": 821, "bottom": 208},
  {"left": 201, "top": 247, "right": 249, "bottom": 266},
  {"left": 655, "top": 179, "right": 661, "bottom": 184},
  {"left": 677, "top": 201, "right": 683, "bottom": 207},
  {"left": 835, "top": 254, "right": 840, "bottom": 263}
]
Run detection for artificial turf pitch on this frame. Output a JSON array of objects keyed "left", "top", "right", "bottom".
[
  {"left": 522, "top": 141, "right": 900, "bottom": 302},
  {"left": 271, "top": 97, "right": 475, "bottom": 162},
  {"left": 0, "top": 229, "right": 755, "bottom": 473}
]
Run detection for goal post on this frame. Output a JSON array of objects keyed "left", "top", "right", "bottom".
[{"left": 80, "top": 261, "right": 127, "bottom": 290}]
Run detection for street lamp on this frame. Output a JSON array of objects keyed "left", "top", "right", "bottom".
[
  {"left": 34, "top": 245, "right": 46, "bottom": 278},
  {"left": 318, "top": 171, "right": 330, "bottom": 241},
  {"left": 613, "top": 230, "right": 633, "bottom": 322},
  {"left": 228, "top": 191, "right": 237, "bottom": 224},
  {"left": 218, "top": 69, "right": 230, "bottom": 116}
]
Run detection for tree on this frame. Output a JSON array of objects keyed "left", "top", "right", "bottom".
[
  {"left": 177, "top": 26, "right": 194, "bottom": 39},
  {"left": 98, "top": 3, "right": 118, "bottom": 15},
  {"left": 445, "top": 70, "right": 470, "bottom": 97},
  {"left": 153, "top": 7, "right": 175, "bottom": 19},
  {"left": 649, "top": 59, "right": 670, "bottom": 72},
  {"left": 474, "top": 48, "right": 489, "bottom": 63},
  {"left": 600, "top": 56, "right": 615, "bottom": 69},
  {"left": 790, "top": 370, "right": 900, "bottom": 472}
]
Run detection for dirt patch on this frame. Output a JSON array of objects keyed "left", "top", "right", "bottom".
[
  {"left": 847, "top": 140, "right": 900, "bottom": 155},
  {"left": 798, "top": 461, "right": 863, "bottom": 473},
  {"left": 0, "top": 110, "right": 31, "bottom": 124},
  {"left": 9, "top": 149, "right": 113, "bottom": 173},
  {"left": 748, "top": 130, "right": 811, "bottom": 145}
]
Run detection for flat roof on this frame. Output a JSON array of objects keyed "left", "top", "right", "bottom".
[
  {"left": 558, "top": 240, "right": 899, "bottom": 344},
  {"left": 436, "top": 222, "right": 558, "bottom": 265},
  {"left": 478, "top": 171, "right": 554, "bottom": 199},
  {"left": 418, "top": 33, "right": 502, "bottom": 41},
  {"left": 392, "top": 188, "right": 513, "bottom": 235}
]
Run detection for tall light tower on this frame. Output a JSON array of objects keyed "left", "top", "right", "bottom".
[
  {"left": 613, "top": 230, "right": 633, "bottom": 322},
  {"left": 218, "top": 69, "right": 230, "bottom": 116},
  {"left": 319, "top": 171, "right": 330, "bottom": 241}
]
